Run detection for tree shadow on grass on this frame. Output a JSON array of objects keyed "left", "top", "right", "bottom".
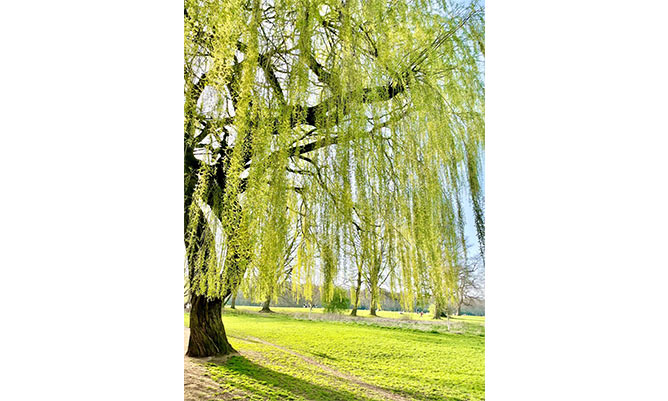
[
  {"left": 397, "top": 331, "right": 485, "bottom": 347},
  {"left": 208, "top": 355, "right": 379, "bottom": 401},
  {"left": 398, "top": 387, "right": 469, "bottom": 401},
  {"left": 311, "top": 351, "right": 338, "bottom": 361},
  {"left": 378, "top": 372, "right": 481, "bottom": 401}
]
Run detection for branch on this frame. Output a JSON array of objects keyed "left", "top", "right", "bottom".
[
  {"left": 293, "top": 8, "right": 479, "bottom": 129},
  {"left": 303, "top": 51, "right": 333, "bottom": 86},
  {"left": 295, "top": 78, "right": 407, "bottom": 128},
  {"left": 191, "top": 72, "right": 208, "bottom": 105},
  {"left": 289, "top": 107, "right": 407, "bottom": 158},
  {"left": 258, "top": 52, "right": 286, "bottom": 105}
]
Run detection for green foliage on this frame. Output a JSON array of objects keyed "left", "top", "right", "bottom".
[
  {"left": 323, "top": 287, "right": 350, "bottom": 313},
  {"left": 184, "top": 0, "right": 485, "bottom": 307},
  {"left": 429, "top": 302, "right": 453, "bottom": 318}
]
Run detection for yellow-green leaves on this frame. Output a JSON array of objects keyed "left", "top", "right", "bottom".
[{"left": 184, "top": 0, "right": 484, "bottom": 306}]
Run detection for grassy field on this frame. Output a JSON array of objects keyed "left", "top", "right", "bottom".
[
  {"left": 232, "top": 305, "right": 484, "bottom": 321},
  {"left": 228, "top": 305, "right": 485, "bottom": 336},
  {"left": 185, "top": 308, "right": 484, "bottom": 400}
]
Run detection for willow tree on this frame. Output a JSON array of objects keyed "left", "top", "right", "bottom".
[{"left": 184, "top": 0, "right": 484, "bottom": 357}]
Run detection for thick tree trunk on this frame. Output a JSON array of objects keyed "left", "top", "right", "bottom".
[
  {"left": 187, "top": 294, "right": 235, "bottom": 357},
  {"left": 259, "top": 296, "right": 272, "bottom": 313},
  {"left": 350, "top": 268, "right": 362, "bottom": 317}
]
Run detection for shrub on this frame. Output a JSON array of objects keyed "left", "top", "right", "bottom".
[
  {"left": 323, "top": 287, "right": 350, "bottom": 314},
  {"left": 428, "top": 303, "right": 450, "bottom": 318}
]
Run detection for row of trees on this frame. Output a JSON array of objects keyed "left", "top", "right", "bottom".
[
  {"left": 216, "top": 254, "right": 484, "bottom": 317},
  {"left": 184, "top": 0, "right": 485, "bottom": 356},
  {"left": 186, "top": 240, "right": 483, "bottom": 317}
]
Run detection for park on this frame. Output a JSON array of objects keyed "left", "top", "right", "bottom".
[{"left": 184, "top": 0, "right": 485, "bottom": 399}]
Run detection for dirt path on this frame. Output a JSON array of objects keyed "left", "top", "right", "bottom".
[
  {"left": 184, "top": 328, "right": 241, "bottom": 401},
  {"left": 185, "top": 327, "right": 414, "bottom": 401},
  {"left": 230, "top": 334, "right": 413, "bottom": 401}
]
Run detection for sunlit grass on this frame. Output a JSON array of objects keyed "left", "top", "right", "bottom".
[
  {"left": 186, "top": 309, "right": 484, "bottom": 400},
  {"left": 231, "top": 305, "right": 485, "bottom": 322},
  {"left": 227, "top": 305, "right": 485, "bottom": 336}
]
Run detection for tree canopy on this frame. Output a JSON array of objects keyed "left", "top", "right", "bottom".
[{"left": 184, "top": 0, "right": 485, "bottom": 312}]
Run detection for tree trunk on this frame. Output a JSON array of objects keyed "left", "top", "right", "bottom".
[
  {"left": 230, "top": 290, "right": 237, "bottom": 309},
  {"left": 259, "top": 296, "right": 272, "bottom": 313},
  {"left": 187, "top": 294, "right": 235, "bottom": 357},
  {"left": 369, "top": 291, "right": 377, "bottom": 316},
  {"left": 433, "top": 299, "right": 443, "bottom": 319},
  {"left": 350, "top": 268, "right": 362, "bottom": 317},
  {"left": 369, "top": 255, "right": 380, "bottom": 317}
]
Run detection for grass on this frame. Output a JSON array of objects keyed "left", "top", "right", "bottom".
[
  {"left": 185, "top": 309, "right": 484, "bottom": 400},
  {"left": 229, "top": 305, "right": 485, "bottom": 336}
]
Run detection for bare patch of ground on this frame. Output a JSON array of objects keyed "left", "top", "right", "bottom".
[{"left": 184, "top": 328, "right": 245, "bottom": 401}]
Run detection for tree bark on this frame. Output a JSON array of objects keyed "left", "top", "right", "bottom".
[
  {"left": 368, "top": 254, "right": 381, "bottom": 317},
  {"left": 187, "top": 294, "right": 235, "bottom": 357},
  {"left": 350, "top": 268, "right": 362, "bottom": 317},
  {"left": 259, "top": 296, "right": 272, "bottom": 313},
  {"left": 433, "top": 299, "right": 443, "bottom": 319},
  {"left": 369, "top": 291, "right": 378, "bottom": 316},
  {"left": 230, "top": 289, "right": 237, "bottom": 309}
]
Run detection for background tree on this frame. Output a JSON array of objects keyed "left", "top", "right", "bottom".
[
  {"left": 184, "top": 0, "right": 485, "bottom": 356},
  {"left": 355, "top": 145, "right": 395, "bottom": 317},
  {"left": 348, "top": 231, "right": 364, "bottom": 316},
  {"left": 454, "top": 253, "right": 483, "bottom": 315},
  {"left": 323, "top": 286, "right": 351, "bottom": 313},
  {"left": 229, "top": 288, "right": 238, "bottom": 309},
  {"left": 243, "top": 212, "right": 300, "bottom": 313},
  {"left": 363, "top": 232, "right": 391, "bottom": 316}
]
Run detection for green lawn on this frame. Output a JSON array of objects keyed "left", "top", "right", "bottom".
[
  {"left": 185, "top": 309, "right": 484, "bottom": 400},
  {"left": 228, "top": 305, "right": 485, "bottom": 336},
  {"left": 230, "top": 305, "right": 484, "bottom": 321}
]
